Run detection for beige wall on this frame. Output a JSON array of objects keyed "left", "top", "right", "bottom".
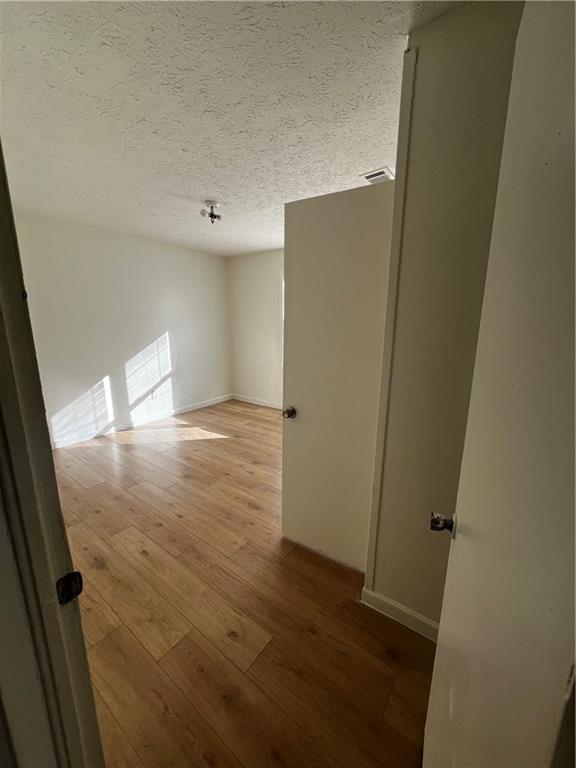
[
  {"left": 366, "top": 2, "right": 523, "bottom": 631},
  {"left": 425, "top": 3, "right": 574, "bottom": 761},
  {"left": 15, "top": 213, "right": 231, "bottom": 446},
  {"left": 227, "top": 250, "right": 284, "bottom": 408}
]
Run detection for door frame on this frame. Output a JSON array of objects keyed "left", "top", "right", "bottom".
[
  {"left": 364, "top": 47, "right": 418, "bottom": 592},
  {"left": 0, "top": 144, "right": 103, "bottom": 766}
]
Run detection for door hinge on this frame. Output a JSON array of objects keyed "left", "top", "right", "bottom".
[{"left": 56, "top": 570, "right": 83, "bottom": 605}]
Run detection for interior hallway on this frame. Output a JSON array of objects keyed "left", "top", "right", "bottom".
[{"left": 55, "top": 400, "right": 435, "bottom": 767}]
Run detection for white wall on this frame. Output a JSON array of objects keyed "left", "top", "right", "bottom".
[
  {"left": 227, "top": 250, "right": 284, "bottom": 409},
  {"left": 364, "top": 1, "right": 523, "bottom": 636},
  {"left": 425, "top": 3, "right": 574, "bottom": 762},
  {"left": 15, "top": 212, "right": 231, "bottom": 447}
]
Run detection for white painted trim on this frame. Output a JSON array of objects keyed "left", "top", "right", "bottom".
[
  {"left": 361, "top": 587, "right": 438, "bottom": 641},
  {"left": 51, "top": 394, "right": 234, "bottom": 448},
  {"left": 1, "top": 155, "right": 104, "bottom": 764},
  {"left": 365, "top": 47, "right": 418, "bottom": 591},
  {"left": 172, "top": 394, "right": 233, "bottom": 414},
  {"left": 231, "top": 394, "right": 282, "bottom": 410}
]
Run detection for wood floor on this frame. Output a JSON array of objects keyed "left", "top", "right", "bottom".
[{"left": 56, "top": 400, "right": 435, "bottom": 768}]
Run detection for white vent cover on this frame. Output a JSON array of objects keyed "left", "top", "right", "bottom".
[{"left": 361, "top": 166, "right": 395, "bottom": 184}]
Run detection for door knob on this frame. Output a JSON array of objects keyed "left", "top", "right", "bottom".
[
  {"left": 430, "top": 513, "right": 454, "bottom": 534},
  {"left": 282, "top": 406, "right": 297, "bottom": 419},
  {"left": 56, "top": 570, "right": 83, "bottom": 605}
]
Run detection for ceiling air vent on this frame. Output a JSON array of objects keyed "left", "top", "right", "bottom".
[{"left": 361, "top": 166, "right": 395, "bottom": 184}]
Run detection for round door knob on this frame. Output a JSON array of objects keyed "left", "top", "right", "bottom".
[
  {"left": 430, "top": 513, "right": 454, "bottom": 533},
  {"left": 282, "top": 406, "right": 297, "bottom": 419}
]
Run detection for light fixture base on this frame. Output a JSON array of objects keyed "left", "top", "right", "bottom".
[{"left": 200, "top": 200, "right": 222, "bottom": 224}]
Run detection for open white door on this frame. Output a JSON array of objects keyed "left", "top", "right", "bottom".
[
  {"left": 424, "top": 3, "right": 574, "bottom": 766},
  {"left": 0, "top": 147, "right": 103, "bottom": 766},
  {"left": 282, "top": 183, "right": 394, "bottom": 570}
]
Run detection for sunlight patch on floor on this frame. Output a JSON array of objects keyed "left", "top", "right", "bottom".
[{"left": 101, "top": 426, "right": 229, "bottom": 445}]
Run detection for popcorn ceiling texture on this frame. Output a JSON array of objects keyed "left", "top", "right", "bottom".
[{"left": 0, "top": 2, "right": 454, "bottom": 255}]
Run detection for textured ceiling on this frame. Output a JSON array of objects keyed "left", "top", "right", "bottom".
[{"left": 0, "top": 1, "right": 455, "bottom": 256}]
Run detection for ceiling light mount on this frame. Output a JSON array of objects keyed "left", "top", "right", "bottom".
[{"left": 200, "top": 200, "right": 222, "bottom": 224}]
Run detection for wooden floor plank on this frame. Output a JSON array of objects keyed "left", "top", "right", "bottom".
[
  {"left": 56, "top": 400, "right": 434, "bottom": 767},
  {"left": 382, "top": 676, "right": 430, "bottom": 748},
  {"left": 232, "top": 541, "right": 434, "bottom": 691},
  {"left": 68, "top": 523, "right": 190, "bottom": 660},
  {"left": 95, "top": 442, "right": 180, "bottom": 488},
  {"left": 65, "top": 444, "right": 146, "bottom": 489},
  {"left": 334, "top": 599, "right": 435, "bottom": 692},
  {"left": 234, "top": 536, "right": 295, "bottom": 562},
  {"left": 93, "top": 688, "right": 146, "bottom": 768},
  {"left": 232, "top": 538, "right": 348, "bottom": 614},
  {"left": 56, "top": 469, "right": 103, "bottom": 519},
  {"left": 55, "top": 472, "right": 131, "bottom": 539},
  {"left": 164, "top": 445, "right": 282, "bottom": 496},
  {"left": 128, "top": 446, "right": 218, "bottom": 487},
  {"left": 89, "top": 626, "right": 241, "bottom": 768},
  {"left": 133, "top": 480, "right": 248, "bottom": 556},
  {"left": 90, "top": 482, "right": 166, "bottom": 530},
  {"left": 139, "top": 516, "right": 200, "bottom": 557},
  {"left": 179, "top": 540, "right": 397, "bottom": 717},
  {"left": 109, "top": 527, "right": 272, "bottom": 671},
  {"left": 249, "top": 637, "right": 421, "bottom": 768},
  {"left": 168, "top": 481, "right": 280, "bottom": 550},
  {"left": 211, "top": 480, "right": 281, "bottom": 516},
  {"left": 53, "top": 448, "right": 108, "bottom": 488},
  {"left": 160, "top": 627, "right": 334, "bottom": 768},
  {"left": 78, "top": 578, "right": 122, "bottom": 649}
]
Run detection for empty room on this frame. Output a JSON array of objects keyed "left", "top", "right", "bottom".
[{"left": 1, "top": 2, "right": 573, "bottom": 768}]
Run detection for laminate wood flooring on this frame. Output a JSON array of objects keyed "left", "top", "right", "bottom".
[{"left": 58, "top": 400, "right": 435, "bottom": 768}]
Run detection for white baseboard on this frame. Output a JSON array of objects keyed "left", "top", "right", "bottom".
[
  {"left": 172, "top": 394, "right": 233, "bottom": 415},
  {"left": 361, "top": 587, "right": 439, "bottom": 641},
  {"left": 230, "top": 394, "right": 282, "bottom": 410},
  {"left": 51, "top": 394, "right": 234, "bottom": 448},
  {"left": 51, "top": 392, "right": 282, "bottom": 448}
]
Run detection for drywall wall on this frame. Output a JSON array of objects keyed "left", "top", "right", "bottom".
[
  {"left": 283, "top": 183, "right": 394, "bottom": 570},
  {"left": 227, "top": 250, "right": 284, "bottom": 408},
  {"left": 424, "top": 2, "right": 574, "bottom": 762},
  {"left": 364, "top": 1, "right": 523, "bottom": 634},
  {"left": 14, "top": 212, "right": 230, "bottom": 447}
]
